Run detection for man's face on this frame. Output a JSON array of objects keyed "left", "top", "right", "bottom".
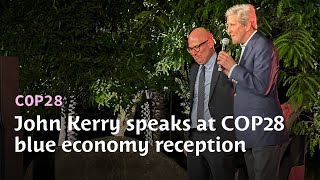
[
  {"left": 227, "top": 15, "right": 247, "bottom": 44},
  {"left": 188, "top": 36, "right": 212, "bottom": 65}
]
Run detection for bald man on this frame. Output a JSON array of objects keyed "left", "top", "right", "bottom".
[{"left": 186, "top": 27, "right": 240, "bottom": 180}]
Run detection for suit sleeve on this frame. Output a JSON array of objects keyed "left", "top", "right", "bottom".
[{"left": 230, "top": 40, "right": 276, "bottom": 96}]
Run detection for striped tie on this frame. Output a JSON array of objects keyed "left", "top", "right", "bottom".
[{"left": 197, "top": 66, "right": 205, "bottom": 121}]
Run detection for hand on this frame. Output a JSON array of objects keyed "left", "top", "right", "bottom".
[
  {"left": 223, "top": 68, "right": 229, "bottom": 75},
  {"left": 217, "top": 51, "right": 237, "bottom": 74}
]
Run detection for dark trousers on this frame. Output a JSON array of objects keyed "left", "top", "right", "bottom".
[
  {"left": 244, "top": 145, "right": 281, "bottom": 180},
  {"left": 187, "top": 130, "right": 236, "bottom": 180}
]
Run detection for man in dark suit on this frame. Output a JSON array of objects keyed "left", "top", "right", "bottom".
[
  {"left": 187, "top": 27, "right": 239, "bottom": 180},
  {"left": 217, "top": 4, "right": 289, "bottom": 180}
]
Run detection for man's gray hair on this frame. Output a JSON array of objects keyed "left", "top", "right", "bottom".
[{"left": 225, "top": 4, "right": 257, "bottom": 29}]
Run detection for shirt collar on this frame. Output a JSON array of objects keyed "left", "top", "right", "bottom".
[
  {"left": 240, "top": 30, "right": 257, "bottom": 47},
  {"left": 203, "top": 52, "right": 217, "bottom": 69}
]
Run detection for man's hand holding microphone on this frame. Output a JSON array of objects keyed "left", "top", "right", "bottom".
[{"left": 217, "top": 38, "right": 237, "bottom": 76}]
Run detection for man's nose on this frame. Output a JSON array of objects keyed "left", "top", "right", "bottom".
[
  {"left": 227, "top": 26, "right": 231, "bottom": 35},
  {"left": 191, "top": 50, "right": 198, "bottom": 56}
]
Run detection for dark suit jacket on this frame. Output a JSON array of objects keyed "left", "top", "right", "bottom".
[
  {"left": 187, "top": 58, "right": 236, "bottom": 143},
  {"left": 230, "top": 32, "right": 289, "bottom": 148}
]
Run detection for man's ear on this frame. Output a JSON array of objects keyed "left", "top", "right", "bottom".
[
  {"left": 245, "top": 21, "right": 252, "bottom": 31},
  {"left": 207, "top": 32, "right": 216, "bottom": 48}
]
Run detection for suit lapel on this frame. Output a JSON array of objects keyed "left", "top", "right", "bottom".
[
  {"left": 209, "top": 63, "right": 220, "bottom": 100},
  {"left": 190, "top": 59, "right": 221, "bottom": 103},
  {"left": 190, "top": 64, "right": 199, "bottom": 101},
  {"left": 239, "top": 32, "right": 259, "bottom": 65},
  {"left": 240, "top": 45, "right": 252, "bottom": 65}
]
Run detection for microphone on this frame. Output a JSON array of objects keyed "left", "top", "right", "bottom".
[{"left": 218, "top": 38, "right": 230, "bottom": 72}]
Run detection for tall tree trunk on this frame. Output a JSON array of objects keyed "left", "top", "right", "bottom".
[
  {"left": 58, "top": 96, "right": 77, "bottom": 146},
  {"left": 151, "top": 91, "right": 167, "bottom": 142},
  {"left": 115, "top": 92, "right": 142, "bottom": 136}
]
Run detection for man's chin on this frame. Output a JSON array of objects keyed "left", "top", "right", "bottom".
[
  {"left": 231, "top": 39, "right": 238, "bottom": 44},
  {"left": 195, "top": 60, "right": 203, "bottom": 65}
]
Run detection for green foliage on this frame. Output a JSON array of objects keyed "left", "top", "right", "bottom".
[
  {"left": 271, "top": 0, "right": 320, "bottom": 154},
  {"left": 292, "top": 92, "right": 320, "bottom": 156},
  {"left": 0, "top": 0, "right": 319, "bottom": 154},
  {"left": 283, "top": 73, "right": 320, "bottom": 108},
  {"left": 0, "top": 0, "right": 157, "bottom": 116},
  {"left": 274, "top": 28, "right": 316, "bottom": 71},
  {"left": 292, "top": 120, "right": 320, "bottom": 156},
  {"left": 155, "top": 19, "right": 191, "bottom": 75}
]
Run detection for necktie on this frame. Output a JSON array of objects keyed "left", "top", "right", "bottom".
[{"left": 197, "top": 66, "right": 205, "bottom": 121}]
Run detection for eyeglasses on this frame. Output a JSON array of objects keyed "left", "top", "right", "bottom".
[{"left": 187, "top": 40, "right": 208, "bottom": 53}]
